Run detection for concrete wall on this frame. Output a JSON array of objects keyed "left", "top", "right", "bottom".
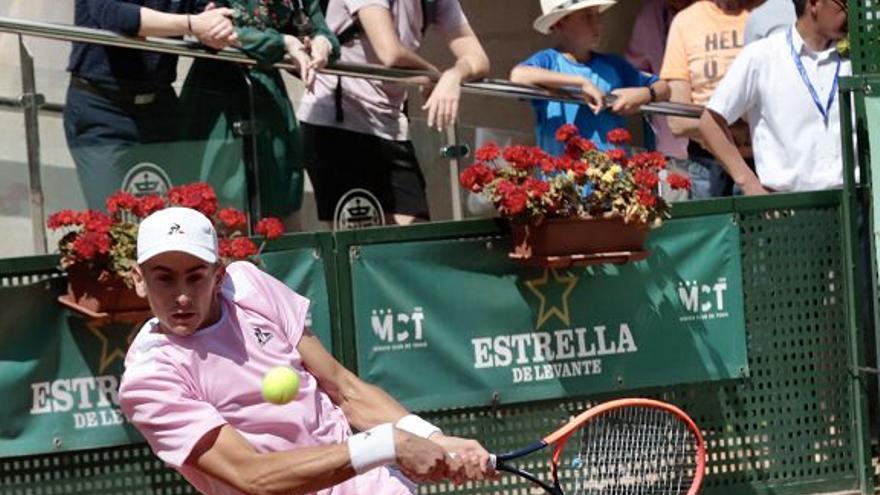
[{"left": 0, "top": 1, "right": 643, "bottom": 257}]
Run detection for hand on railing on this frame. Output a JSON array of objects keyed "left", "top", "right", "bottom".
[
  {"left": 580, "top": 79, "right": 605, "bottom": 115},
  {"left": 191, "top": 3, "right": 238, "bottom": 50},
  {"left": 285, "top": 35, "right": 317, "bottom": 90},
  {"left": 608, "top": 87, "right": 652, "bottom": 116},
  {"left": 307, "top": 36, "right": 334, "bottom": 74},
  {"left": 423, "top": 70, "right": 463, "bottom": 131}
]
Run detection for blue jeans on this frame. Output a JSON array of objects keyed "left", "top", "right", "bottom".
[{"left": 685, "top": 158, "right": 713, "bottom": 200}]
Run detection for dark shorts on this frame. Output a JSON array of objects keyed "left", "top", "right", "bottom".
[
  {"left": 63, "top": 80, "right": 181, "bottom": 210},
  {"left": 301, "top": 123, "right": 430, "bottom": 222}
]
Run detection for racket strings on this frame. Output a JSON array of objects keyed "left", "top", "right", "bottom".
[{"left": 568, "top": 406, "right": 698, "bottom": 495}]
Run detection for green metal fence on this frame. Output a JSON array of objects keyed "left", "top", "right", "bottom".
[
  {"left": 0, "top": 192, "right": 873, "bottom": 495},
  {"left": 850, "top": 0, "right": 880, "bottom": 75}
]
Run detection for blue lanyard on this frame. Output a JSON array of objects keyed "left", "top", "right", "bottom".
[{"left": 787, "top": 27, "right": 841, "bottom": 123}]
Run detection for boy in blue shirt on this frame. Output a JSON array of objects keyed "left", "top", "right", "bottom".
[{"left": 511, "top": 0, "right": 669, "bottom": 155}]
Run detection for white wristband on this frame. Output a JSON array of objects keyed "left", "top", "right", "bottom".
[
  {"left": 347, "top": 423, "right": 396, "bottom": 474},
  {"left": 395, "top": 414, "right": 442, "bottom": 439}
]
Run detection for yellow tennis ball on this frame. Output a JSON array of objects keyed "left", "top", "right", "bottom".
[{"left": 262, "top": 366, "right": 300, "bottom": 405}]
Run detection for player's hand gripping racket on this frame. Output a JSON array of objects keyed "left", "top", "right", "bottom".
[{"left": 489, "top": 398, "right": 706, "bottom": 495}]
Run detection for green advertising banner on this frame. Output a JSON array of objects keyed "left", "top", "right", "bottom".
[
  {"left": 352, "top": 214, "right": 748, "bottom": 411},
  {"left": 0, "top": 249, "right": 329, "bottom": 458}
]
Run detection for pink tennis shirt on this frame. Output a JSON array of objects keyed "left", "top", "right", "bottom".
[{"left": 119, "top": 262, "right": 411, "bottom": 495}]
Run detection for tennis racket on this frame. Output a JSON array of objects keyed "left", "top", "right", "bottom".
[{"left": 489, "top": 398, "right": 706, "bottom": 495}]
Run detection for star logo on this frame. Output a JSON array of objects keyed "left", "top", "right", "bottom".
[
  {"left": 84, "top": 318, "right": 140, "bottom": 374},
  {"left": 524, "top": 268, "right": 579, "bottom": 329}
]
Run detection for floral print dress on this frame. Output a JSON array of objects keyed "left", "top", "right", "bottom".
[{"left": 180, "top": 0, "right": 339, "bottom": 218}]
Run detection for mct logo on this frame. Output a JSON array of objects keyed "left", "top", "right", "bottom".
[
  {"left": 370, "top": 307, "right": 427, "bottom": 352},
  {"left": 677, "top": 278, "right": 730, "bottom": 322}
]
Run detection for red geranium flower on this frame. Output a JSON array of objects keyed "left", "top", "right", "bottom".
[
  {"left": 460, "top": 163, "right": 496, "bottom": 193},
  {"left": 47, "top": 209, "right": 81, "bottom": 229},
  {"left": 634, "top": 168, "right": 660, "bottom": 189},
  {"left": 502, "top": 145, "right": 536, "bottom": 170},
  {"left": 217, "top": 208, "right": 248, "bottom": 231},
  {"left": 218, "top": 238, "right": 232, "bottom": 258},
  {"left": 227, "top": 237, "right": 258, "bottom": 259},
  {"left": 667, "top": 173, "right": 693, "bottom": 190},
  {"left": 71, "top": 231, "right": 110, "bottom": 261},
  {"left": 475, "top": 142, "right": 501, "bottom": 162},
  {"left": 630, "top": 151, "right": 667, "bottom": 170},
  {"left": 495, "top": 180, "right": 529, "bottom": 216},
  {"left": 167, "top": 182, "right": 218, "bottom": 217},
  {"left": 523, "top": 177, "right": 550, "bottom": 199},
  {"left": 540, "top": 157, "right": 558, "bottom": 174},
  {"left": 135, "top": 195, "right": 166, "bottom": 217},
  {"left": 605, "top": 148, "right": 629, "bottom": 166},
  {"left": 79, "top": 210, "right": 112, "bottom": 234},
  {"left": 607, "top": 128, "right": 633, "bottom": 146},
  {"left": 555, "top": 124, "right": 579, "bottom": 143},
  {"left": 255, "top": 217, "right": 284, "bottom": 240},
  {"left": 636, "top": 188, "right": 657, "bottom": 207},
  {"left": 106, "top": 191, "right": 138, "bottom": 216},
  {"left": 565, "top": 137, "right": 596, "bottom": 159}
]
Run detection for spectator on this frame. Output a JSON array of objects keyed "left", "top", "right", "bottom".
[
  {"left": 64, "top": 0, "right": 238, "bottom": 211},
  {"left": 120, "top": 207, "right": 495, "bottom": 494},
  {"left": 660, "top": 0, "right": 760, "bottom": 198},
  {"left": 179, "top": 0, "right": 339, "bottom": 229},
  {"left": 745, "top": 0, "right": 797, "bottom": 44},
  {"left": 699, "top": 0, "right": 849, "bottom": 194},
  {"left": 625, "top": 0, "right": 693, "bottom": 199},
  {"left": 298, "top": 0, "right": 490, "bottom": 227},
  {"left": 511, "top": 0, "right": 670, "bottom": 155}
]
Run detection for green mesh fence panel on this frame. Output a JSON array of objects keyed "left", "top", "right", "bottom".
[
  {"left": 421, "top": 206, "right": 858, "bottom": 495},
  {"left": 0, "top": 444, "right": 195, "bottom": 494},
  {"left": 850, "top": 0, "right": 880, "bottom": 75},
  {"left": 0, "top": 205, "right": 861, "bottom": 495}
]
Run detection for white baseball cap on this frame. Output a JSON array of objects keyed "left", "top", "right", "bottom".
[
  {"left": 137, "top": 207, "right": 218, "bottom": 265},
  {"left": 533, "top": 0, "right": 617, "bottom": 35}
]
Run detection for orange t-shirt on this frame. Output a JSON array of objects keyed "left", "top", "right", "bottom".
[{"left": 660, "top": 1, "right": 749, "bottom": 105}]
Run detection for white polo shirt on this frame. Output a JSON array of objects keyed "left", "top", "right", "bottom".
[{"left": 707, "top": 27, "right": 851, "bottom": 192}]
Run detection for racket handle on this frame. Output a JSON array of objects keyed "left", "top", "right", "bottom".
[{"left": 487, "top": 454, "right": 497, "bottom": 470}]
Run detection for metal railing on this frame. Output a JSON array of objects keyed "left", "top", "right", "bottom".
[
  {"left": 0, "top": 16, "right": 702, "bottom": 117},
  {"left": 0, "top": 15, "right": 704, "bottom": 254}
]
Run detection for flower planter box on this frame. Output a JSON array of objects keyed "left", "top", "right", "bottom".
[
  {"left": 509, "top": 217, "right": 651, "bottom": 268},
  {"left": 57, "top": 264, "right": 150, "bottom": 320}
]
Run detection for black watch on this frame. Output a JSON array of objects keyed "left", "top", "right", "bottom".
[{"left": 647, "top": 84, "right": 657, "bottom": 103}]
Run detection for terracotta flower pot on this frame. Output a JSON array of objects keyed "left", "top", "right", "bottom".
[
  {"left": 57, "top": 264, "right": 150, "bottom": 320},
  {"left": 509, "top": 217, "right": 650, "bottom": 267}
]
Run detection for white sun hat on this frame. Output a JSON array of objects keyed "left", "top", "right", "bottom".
[
  {"left": 136, "top": 207, "right": 218, "bottom": 265},
  {"left": 534, "top": 0, "right": 618, "bottom": 35}
]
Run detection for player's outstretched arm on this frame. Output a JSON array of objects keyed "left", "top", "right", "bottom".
[
  {"left": 298, "top": 330, "right": 495, "bottom": 482},
  {"left": 298, "top": 329, "right": 411, "bottom": 429},
  {"left": 189, "top": 421, "right": 455, "bottom": 494}
]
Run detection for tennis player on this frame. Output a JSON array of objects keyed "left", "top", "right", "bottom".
[{"left": 119, "top": 207, "right": 494, "bottom": 494}]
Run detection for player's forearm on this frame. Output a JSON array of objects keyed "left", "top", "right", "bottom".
[
  {"left": 241, "top": 445, "right": 355, "bottom": 495},
  {"left": 699, "top": 110, "right": 758, "bottom": 188},
  {"left": 336, "top": 376, "right": 409, "bottom": 431},
  {"left": 510, "top": 66, "right": 588, "bottom": 90},
  {"left": 138, "top": 8, "right": 189, "bottom": 37}
]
